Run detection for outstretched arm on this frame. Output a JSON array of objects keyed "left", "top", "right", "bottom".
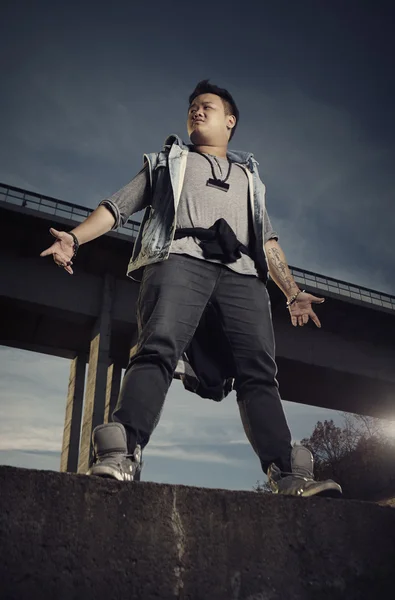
[
  {"left": 264, "top": 239, "right": 325, "bottom": 328},
  {"left": 265, "top": 239, "right": 299, "bottom": 299},
  {"left": 40, "top": 205, "right": 116, "bottom": 274},
  {"left": 40, "top": 165, "right": 150, "bottom": 274}
]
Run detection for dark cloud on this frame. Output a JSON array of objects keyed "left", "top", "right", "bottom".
[
  {"left": 0, "top": 2, "right": 393, "bottom": 482},
  {"left": 1, "top": 1, "right": 393, "bottom": 292}
]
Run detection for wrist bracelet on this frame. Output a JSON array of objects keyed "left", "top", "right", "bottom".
[
  {"left": 68, "top": 232, "right": 80, "bottom": 260},
  {"left": 286, "top": 289, "right": 305, "bottom": 308}
]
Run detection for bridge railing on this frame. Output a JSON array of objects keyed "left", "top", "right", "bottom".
[
  {"left": 0, "top": 182, "right": 140, "bottom": 237},
  {"left": 290, "top": 267, "right": 395, "bottom": 312},
  {"left": 1, "top": 182, "right": 394, "bottom": 313}
]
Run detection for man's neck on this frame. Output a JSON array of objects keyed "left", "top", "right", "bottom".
[{"left": 193, "top": 144, "right": 228, "bottom": 159}]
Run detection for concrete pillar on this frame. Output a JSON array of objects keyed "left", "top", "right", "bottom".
[
  {"left": 104, "top": 362, "right": 122, "bottom": 424},
  {"left": 60, "top": 355, "right": 86, "bottom": 473},
  {"left": 77, "top": 274, "right": 114, "bottom": 474}
]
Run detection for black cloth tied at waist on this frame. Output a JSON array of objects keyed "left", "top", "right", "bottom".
[
  {"left": 174, "top": 218, "right": 249, "bottom": 263},
  {"left": 171, "top": 218, "right": 268, "bottom": 401}
]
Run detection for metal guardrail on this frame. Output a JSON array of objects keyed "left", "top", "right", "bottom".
[
  {"left": 0, "top": 182, "right": 140, "bottom": 237},
  {"left": 1, "top": 182, "right": 394, "bottom": 313},
  {"left": 290, "top": 267, "right": 395, "bottom": 313}
]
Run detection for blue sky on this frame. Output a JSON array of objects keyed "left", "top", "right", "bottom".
[{"left": 0, "top": 0, "right": 394, "bottom": 489}]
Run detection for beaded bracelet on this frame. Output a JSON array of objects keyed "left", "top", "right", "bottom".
[
  {"left": 286, "top": 289, "right": 305, "bottom": 308},
  {"left": 68, "top": 231, "right": 80, "bottom": 260}
]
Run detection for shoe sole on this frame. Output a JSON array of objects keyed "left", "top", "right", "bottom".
[
  {"left": 86, "top": 465, "right": 130, "bottom": 481},
  {"left": 301, "top": 482, "right": 343, "bottom": 498}
]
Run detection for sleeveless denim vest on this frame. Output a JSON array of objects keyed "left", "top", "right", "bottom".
[{"left": 127, "top": 134, "right": 268, "bottom": 282}]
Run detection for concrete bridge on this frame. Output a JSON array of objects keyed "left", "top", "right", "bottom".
[{"left": 1, "top": 182, "right": 394, "bottom": 474}]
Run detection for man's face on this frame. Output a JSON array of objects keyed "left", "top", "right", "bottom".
[{"left": 187, "top": 93, "right": 235, "bottom": 145}]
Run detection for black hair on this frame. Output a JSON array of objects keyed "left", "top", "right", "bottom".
[{"left": 188, "top": 79, "right": 239, "bottom": 141}]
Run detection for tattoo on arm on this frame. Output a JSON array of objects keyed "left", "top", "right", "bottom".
[{"left": 266, "top": 246, "right": 298, "bottom": 297}]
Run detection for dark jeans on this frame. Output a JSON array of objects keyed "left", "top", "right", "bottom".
[{"left": 113, "top": 254, "right": 292, "bottom": 473}]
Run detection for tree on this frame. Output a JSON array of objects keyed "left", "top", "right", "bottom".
[
  {"left": 300, "top": 413, "right": 395, "bottom": 501},
  {"left": 254, "top": 413, "right": 395, "bottom": 500},
  {"left": 300, "top": 419, "right": 348, "bottom": 467},
  {"left": 253, "top": 479, "right": 271, "bottom": 493}
]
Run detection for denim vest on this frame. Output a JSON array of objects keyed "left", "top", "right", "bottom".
[{"left": 127, "top": 134, "right": 268, "bottom": 281}]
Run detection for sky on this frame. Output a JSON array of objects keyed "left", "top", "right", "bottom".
[{"left": 0, "top": 0, "right": 394, "bottom": 489}]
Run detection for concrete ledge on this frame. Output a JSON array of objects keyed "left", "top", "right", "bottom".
[{"left": 1, "top": 466, "right": 395, "bottom": 600}]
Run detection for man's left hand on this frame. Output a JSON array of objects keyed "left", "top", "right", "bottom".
[{"left": 288, "top": 292, "right": 325, "bottom": 328}]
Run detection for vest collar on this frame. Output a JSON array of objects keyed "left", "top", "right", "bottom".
[{"left": 163, "top": 134, "right": 257, "bottom": 169}]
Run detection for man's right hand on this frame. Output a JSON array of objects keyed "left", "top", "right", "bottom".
[{"left": 40, "top": 228, "right": 75, "bottom": 275}]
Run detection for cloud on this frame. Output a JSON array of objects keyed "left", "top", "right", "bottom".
[
  {"left": 0, "top": 61, "right": 184, "bottom": 206},
  {"left": 144, "top": 444, "right": 245, "bottom": 467},
  {"left": 0, "top": 347, "right": 343, "bottom": 482},
  {"left": 1, "top": 5, "right": 393, "bottom": 486},
  {"left": 3, "top": 65, "right": 393, "bottom": 296},
  {"left": 0, "top": 424, "right": 63, "bottom": 452},
  {"left": 1, "top": 4, "right": 394, "bottom": 295},
  {"left": 231, "top": 84, "right": 395, "bottom": 294},
  {"left": 0, "top": 347, "right": 69, "bottom": 452}
]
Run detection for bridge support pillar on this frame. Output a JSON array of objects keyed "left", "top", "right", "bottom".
[
  {"left": 78, "top": 274, "right": 114, "bottom": 474},
  {"left": 104, "top": 362, "right": 122, "bottom": 423},
  {"left": 60, "top": 354, "right": 86, "bottom": 473}
]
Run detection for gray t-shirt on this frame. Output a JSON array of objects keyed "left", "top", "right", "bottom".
[
  {"left": 170, "top": 151, "right": 278, "bottom": 276},
  {"left": 101, "top": 153, "right": 278, "bottom": 277}
]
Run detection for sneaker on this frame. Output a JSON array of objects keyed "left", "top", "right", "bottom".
[
  {"left": 87, "top": 422, "right": 142, "bottom": 482},
  {"left": 267, "top": 445, "right": 342, "bottom": 497}
]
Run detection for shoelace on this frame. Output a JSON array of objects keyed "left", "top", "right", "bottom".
[{"left": 125, "top": 454, "right": 142, "bottom": 470}]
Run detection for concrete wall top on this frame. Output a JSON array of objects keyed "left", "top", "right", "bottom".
[{"left": 1, "top": 466, "right": 395, "bottom": 600}]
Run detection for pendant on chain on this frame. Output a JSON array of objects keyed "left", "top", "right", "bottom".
[{"left": 206, "top": 179, "right": 230, "bottom": 192}]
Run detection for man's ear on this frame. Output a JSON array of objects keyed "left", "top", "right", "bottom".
[{"left": 227, "top": 115, "right": 236, "bottom": 131}]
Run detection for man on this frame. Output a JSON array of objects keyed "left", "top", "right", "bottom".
[{"left": 40, "top": 80, "right": 341, "bottom": 497}]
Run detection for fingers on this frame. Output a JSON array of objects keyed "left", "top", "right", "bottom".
[
  {"left": 40, "top": 227, "right": 74, "bottom": 273},
  {"left": 40, "top": 243, "right": 58, "bottom": 257},
  {"left": 290, "top": 311, "right": 320, "bottom": 328},
  {"left": 310, "top": 310, "right": 322, "bottom": 328},
  {"left": 40, "top": 245, "right": 70, "bottom": 260},
  {"left": 57, "top": 263, "right": 73, "bottom": 275},
  {"left": 289, "top": 294, "right": 325, "bottom": 328},
  {"left": 40, "top": 228, "right": 67, "bottom": 257},
  {"left": 53, "top": 253, "right": 74, "bottom": 275},
  {"left": 297, "top": 315, "right": 309, "bottom": 326}
]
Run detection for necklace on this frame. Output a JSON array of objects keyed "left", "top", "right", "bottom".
[{"left": 197, "top": 151, "right": 232, "bottom": 192}]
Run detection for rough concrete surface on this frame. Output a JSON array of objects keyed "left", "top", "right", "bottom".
[{"left": 1, "top": 466, "right": 394, "bottom": 600}]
